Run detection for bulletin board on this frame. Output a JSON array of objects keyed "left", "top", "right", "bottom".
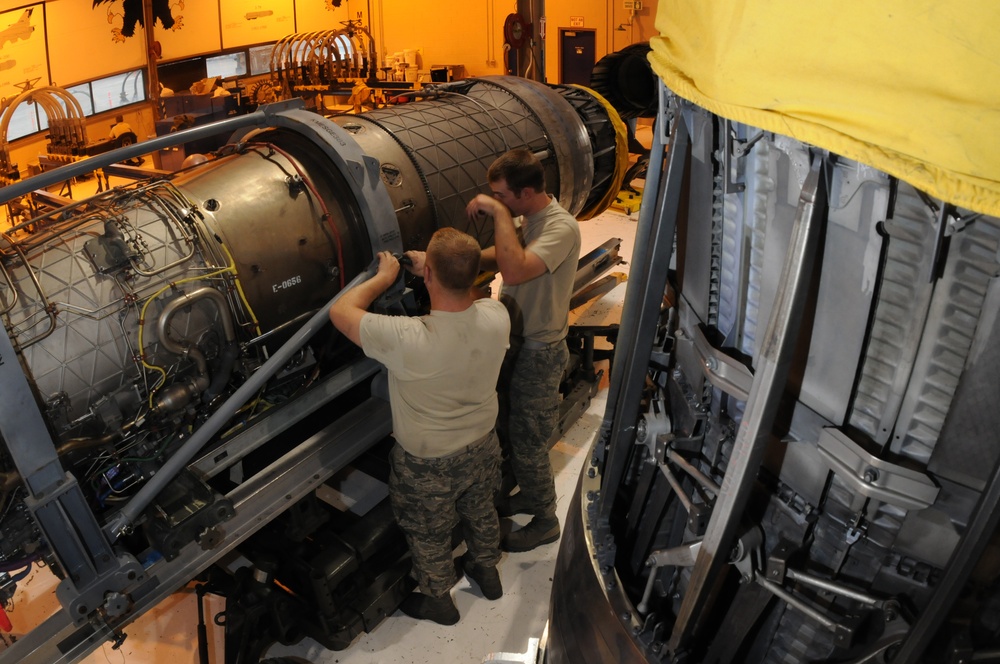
[
  {"left": 220, "top": 0, "right": 295, "bottom": 49},
  {"left": 0, "top": 4, "right": 48, "bottom": 102}
]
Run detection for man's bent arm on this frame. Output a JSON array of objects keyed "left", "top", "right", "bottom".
[
  {"left": 329, "top": 252, "right": 399, "bottom": 345},
  {"left": 468, "top": 194, "right": 546, "bottom": 285}
]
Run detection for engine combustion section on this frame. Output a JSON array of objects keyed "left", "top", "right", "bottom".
[{"left": 0, "top": 76, "right": 626, "bottom": 663}]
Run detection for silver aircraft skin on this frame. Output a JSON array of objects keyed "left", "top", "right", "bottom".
[{"left": 544, "top": 85, "right": 1000, "bottom": 664}]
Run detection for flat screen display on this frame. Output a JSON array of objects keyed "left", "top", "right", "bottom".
[
  {"left": 249, "top": 44, "right": 274, "bottom": 76},
  {"left": 206, "top": 52, "right": 247, "bottom": 79}
]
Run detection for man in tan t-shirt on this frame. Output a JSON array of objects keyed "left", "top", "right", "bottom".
[
  {"left": 466, "top": 148, "right": 582, "bottom": 552},
  {"left": 329, "top": 228, "right": 510, "bottom": 625}
]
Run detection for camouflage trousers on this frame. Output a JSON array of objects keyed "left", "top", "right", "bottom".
[
  {"left": 498, "top": 340, "right": 569, "bottom": 522},
  {"left": 389, "top": 430, "right": 502, "bottom": 598}
]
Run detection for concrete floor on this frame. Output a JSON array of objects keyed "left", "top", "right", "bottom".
[{"left": 2, "top": 143, "right": 646, "bottom": 664}]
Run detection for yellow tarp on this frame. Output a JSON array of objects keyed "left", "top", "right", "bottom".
[{"left": 649, "top": 1, "right": 1000, "bottom": 217}]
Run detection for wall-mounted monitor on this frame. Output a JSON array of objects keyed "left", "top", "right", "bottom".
[
  {"left": 158, "top": 57, "right": 208, "bottom": 92},
  {"left": 91, "top": 70, "right": 146, "bottom": 113},
  {"left": 249, "top": 44, "right": 275, "bottom": 76},
  {"left": 207, "top": 52, "right": 247, "bottom": 79}
]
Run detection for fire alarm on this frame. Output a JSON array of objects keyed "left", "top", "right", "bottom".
[{"left": 504, "top": 13, "right": 531, "bottom": 48}]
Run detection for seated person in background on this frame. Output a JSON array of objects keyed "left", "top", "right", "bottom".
[
  {"left": 109, "top": 115, "right": 133, "bottom": 140},
  {"left": 109, "top": 114, "right": 143, "bottom": 165}
]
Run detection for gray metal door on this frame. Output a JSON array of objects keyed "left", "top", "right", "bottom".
[{"left": 560, "top": 29, "right": 596, "bottom": 85}]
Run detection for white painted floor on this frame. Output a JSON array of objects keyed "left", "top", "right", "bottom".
[{"left": 2, "top": 151, "right": 645, "bottom": 664}]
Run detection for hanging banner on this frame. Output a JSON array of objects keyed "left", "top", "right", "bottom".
[
  {"left": 157, "top": 1, "right": 220, "bottom": 61},
  {"left": 47, "top": 1, "right": 145, "bottom": 86}
]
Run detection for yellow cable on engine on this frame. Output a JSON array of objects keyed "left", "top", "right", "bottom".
[
  {"left": 138, "top": 244, "right": 254, "bottom": 407},
  {"left": 219, "top": 242, "right": 261, "bottom": 336}
]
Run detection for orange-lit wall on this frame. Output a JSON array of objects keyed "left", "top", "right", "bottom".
[
  {"left": 371, "top": 0, "right": 506, "bottom": 78},
  {"left": 1, "top": 0, "right": 659, "bottom": 90},
  {"left": 3, "top": 0, "right": 655, "bottom": 179},
  {"left": 368, "top": 0, "right": 657, "bottom": 82},
  {"left": 542, "top": 0, "right": 657, "bottom": 83}
]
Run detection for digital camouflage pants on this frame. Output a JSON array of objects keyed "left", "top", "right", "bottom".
[
  {"left": 389, "top": 430, "right": 502, "bottom": 598},
  {"left": 498, "top": 340, "right": 569, "bottom": 522}
]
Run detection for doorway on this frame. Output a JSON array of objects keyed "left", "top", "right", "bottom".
[{"left": 559, "top": 28, "right": 596, "bottom": 85}]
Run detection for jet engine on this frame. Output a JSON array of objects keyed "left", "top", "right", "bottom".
[{"left": 0, "top": 75, "right": 626, "bottom": 663}]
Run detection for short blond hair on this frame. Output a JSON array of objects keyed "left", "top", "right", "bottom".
[{"left": 426, "top": 228, "right": 481, "bottom": 291}]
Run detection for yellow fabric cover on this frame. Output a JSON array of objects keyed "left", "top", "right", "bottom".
[{"left": 649, "top": 1, "right": 1000, "bottom": 216}]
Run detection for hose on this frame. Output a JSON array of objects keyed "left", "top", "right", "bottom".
[{"left": 104, "top": 256, "right": 382, "bottom": 540}]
